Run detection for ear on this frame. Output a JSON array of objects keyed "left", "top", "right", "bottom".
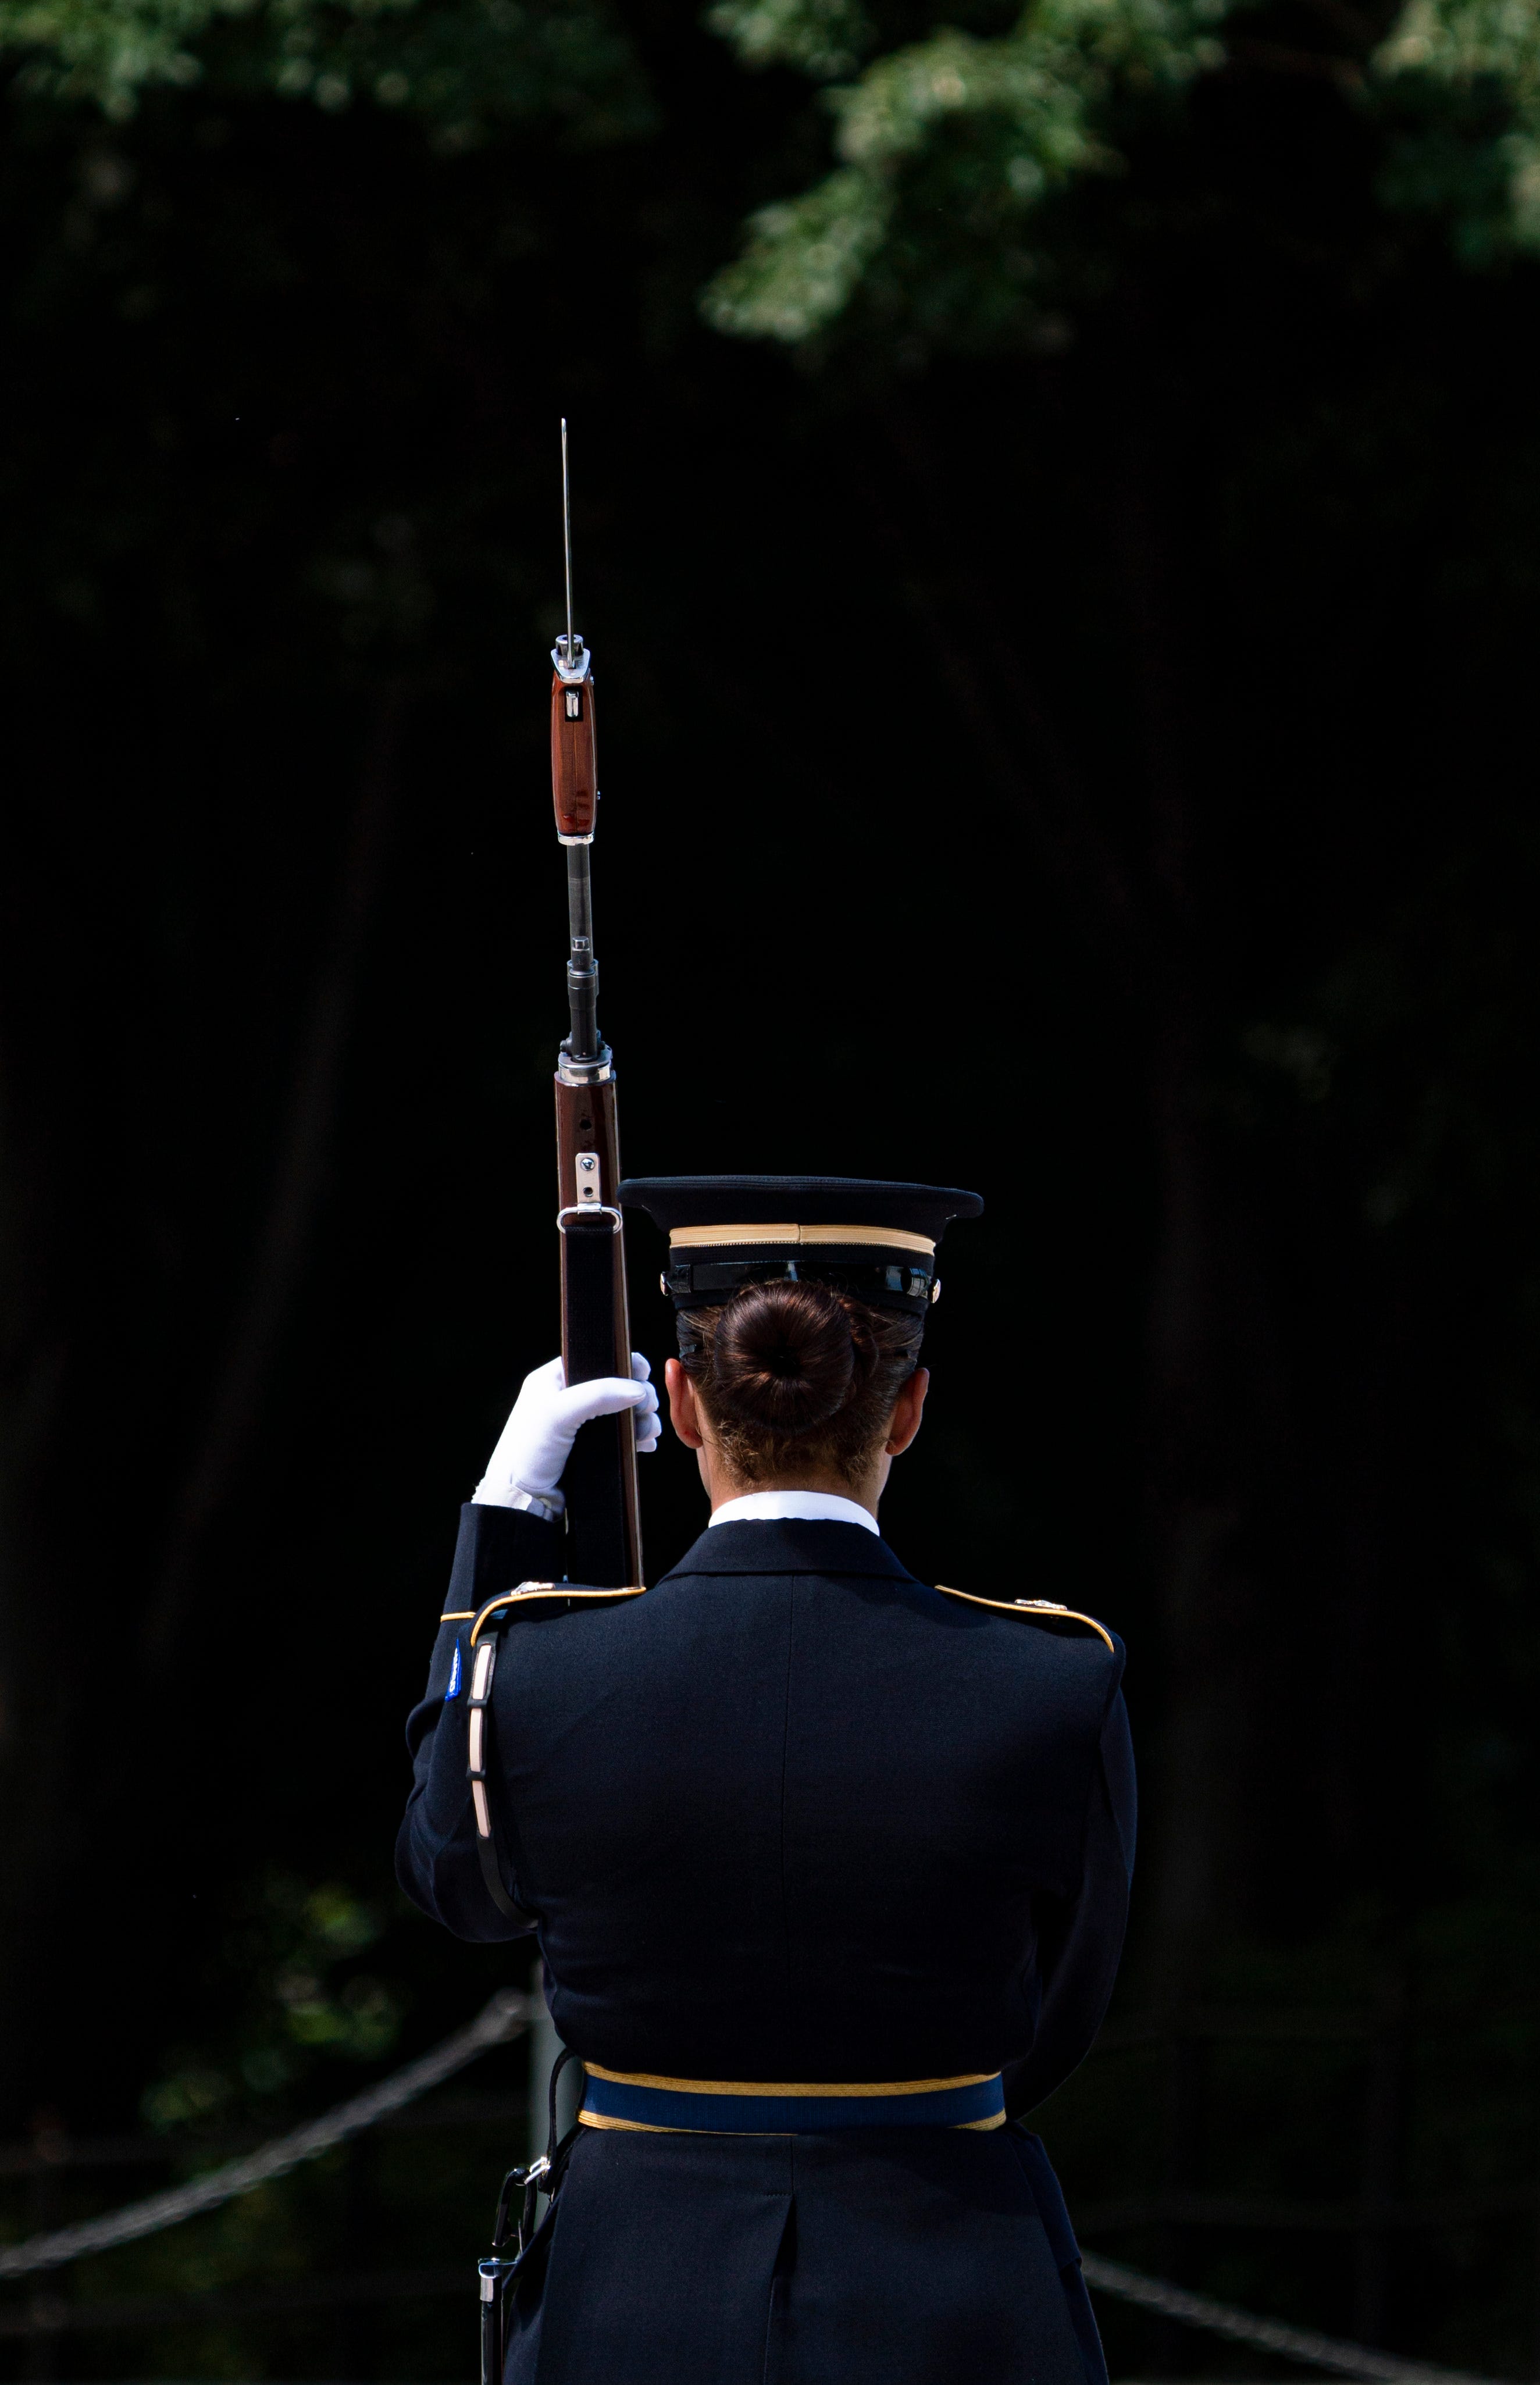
[
  {"left": 665, "top": 1356, "right": 707, "bottom": 1450},
  {"left": 885, "top": 1366, "right": 929, "bottom": 1457}
]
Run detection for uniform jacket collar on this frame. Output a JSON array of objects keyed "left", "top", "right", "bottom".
[{"left": 661, "top": 1518, "right": 917, "bottom": 1581}]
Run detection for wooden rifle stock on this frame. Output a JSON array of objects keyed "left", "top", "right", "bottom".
[{"left": 550, "top": 658, "right": 597, "bottom": 840}]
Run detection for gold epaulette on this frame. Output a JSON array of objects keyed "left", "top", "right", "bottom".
[{"left": 933, "top": 1585, "right": 1115, "bottom": 1654}]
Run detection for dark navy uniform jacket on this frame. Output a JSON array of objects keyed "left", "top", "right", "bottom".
[{"left": 398, "top": 1504, "right": 1136, "bottom": 2385}]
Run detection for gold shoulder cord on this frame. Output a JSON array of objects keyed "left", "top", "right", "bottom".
[
  {"left": 933, "top": 1585, "right": 1115, "bottom": 1655},
  {"left": 458, "top": 1579, "right": 647, "bottom": 1926}
]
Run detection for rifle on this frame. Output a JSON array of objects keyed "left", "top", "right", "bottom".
[{"left": 548, "top": 420, "right": 643, "bottom": 1588}]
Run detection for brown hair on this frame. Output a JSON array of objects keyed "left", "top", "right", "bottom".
[{"left": 679, "top": 1279, "right": 924, "bottom": 1488}]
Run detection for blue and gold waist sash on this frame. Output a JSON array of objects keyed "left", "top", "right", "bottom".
[{"left": 579, "top": 2064, "right": 1006, "bottom": 2134}]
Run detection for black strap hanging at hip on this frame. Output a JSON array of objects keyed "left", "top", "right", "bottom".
[{"left": 477, "top": 2046, "right": 584, "bottom": 2385}]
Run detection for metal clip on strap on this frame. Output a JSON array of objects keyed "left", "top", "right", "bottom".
[
  {"left": 555, "top": 1204, "right": 623, "bottom": 1234},
  {"left": 477, "top": 2142, "right": 559, "bottom": 2385}
]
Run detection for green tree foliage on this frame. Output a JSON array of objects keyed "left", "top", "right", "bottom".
[
  {"left": 1377, "top": 0, "right": 1540, "bottom": 257},
  {"left": 704, "top": 0, "right": 1227, "bottom": 341},
  {"left": 141, "top": 1874, "right": 402, "bottom": 2130},
  {"left": 701, "top": 0, "right": 1540, "bottom": 343},
  {"left": 0, "top": 0, "right": 648, "bottom": 136},
  {"left": 3, "top": 0, "right": 1537, "bottom": 318}
]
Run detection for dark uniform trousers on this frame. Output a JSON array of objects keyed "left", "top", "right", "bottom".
[{"left": 398, "top": 1510, "right": 1136, "bottom": 2385}]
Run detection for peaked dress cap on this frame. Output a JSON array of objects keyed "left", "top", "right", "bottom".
[{"left": 618, "top": 1175, "right": 983, "bottom": 1317}]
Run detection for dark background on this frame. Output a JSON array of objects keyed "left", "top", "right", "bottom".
[{"left": 4, "top": 0, "right": 1540, "bottom": 2369}]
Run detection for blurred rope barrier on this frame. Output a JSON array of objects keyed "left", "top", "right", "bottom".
[
  {"left": 0, "top": 1997, "right": 1507, "bottom": 2383},
  {"left": 1081, "top": 2252, "right": 1500, "bottom": 2384},
  {"left": 0, "top": 1988, "right": 533, "bottom": 2280}
]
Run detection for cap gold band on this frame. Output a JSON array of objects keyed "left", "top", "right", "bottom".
[{"left": 668, "top": 1223, "right": 936, "bottom": 1257}]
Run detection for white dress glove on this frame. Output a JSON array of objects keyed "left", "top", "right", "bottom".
[{"left": 473, "top": 1354, "right": 660, "bottom": 1512}]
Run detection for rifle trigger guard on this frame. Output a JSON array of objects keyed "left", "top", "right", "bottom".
[{"left": 555, "top": 1204, "right": 623, "bottom": 1234}]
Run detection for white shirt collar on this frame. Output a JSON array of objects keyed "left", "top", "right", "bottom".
[{"left": 708, "top": 1490, "right": 880, "bottom": 1536}]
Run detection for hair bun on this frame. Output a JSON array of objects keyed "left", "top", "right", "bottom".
[{"left": 711, "top": 1280, "right": 869, "bottom": 1433}]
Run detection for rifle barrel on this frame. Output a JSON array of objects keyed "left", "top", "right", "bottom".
[{"left": 560, "top": 418, "right": 575, "bottom": 675}]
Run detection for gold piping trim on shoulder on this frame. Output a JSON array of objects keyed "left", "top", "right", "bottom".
[
  {"left": 439, "top": 1610, "right": 475, "bottom": 1623},
  {"left": 582, "top": 2063, "right": 994, "bottom": 2097},
  {"left": 933, "top": 1585, "right": 1115, "bottom": 1654},
  {"left": 668, "top": 1222, "right": 935, "bottom": 1257},
  {"left": 469, "top": 1581, "right": 646, "bottom": 1647},
  {"left": 957, "top": 2112, "right": 1008, "bottom": 2130}
]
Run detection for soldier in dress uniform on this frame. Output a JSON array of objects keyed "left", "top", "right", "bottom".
[{"left": 397, "top": 1176, "right": 1136, "bottom": 2385}]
